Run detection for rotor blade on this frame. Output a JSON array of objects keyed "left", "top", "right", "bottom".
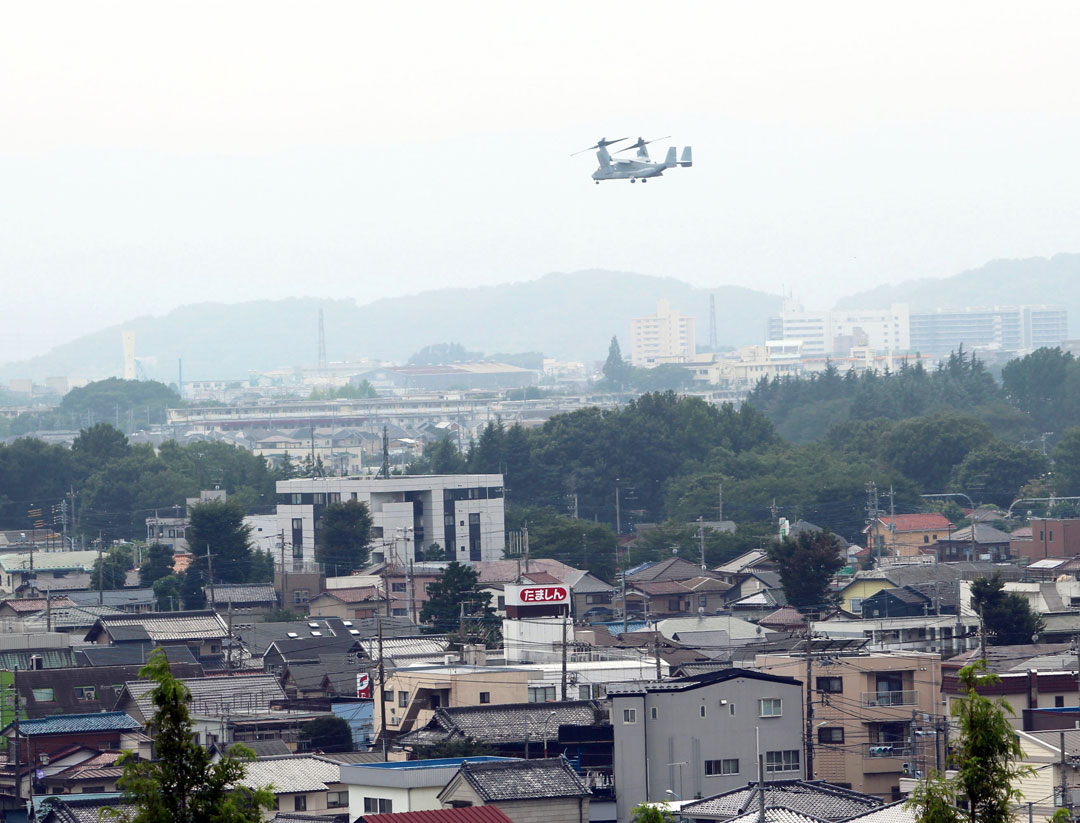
[
  {"left": 570, "top": 145, "right": 599, "bottom": 156},
  {"left": 604, "top": 137, "right": 629, "bottom": 146},
  {"left": 615, "top": 143, "right": 644, "bottom": 154},
  {"left": 641, "top": 135, "right": 671, "bottom": 146}
]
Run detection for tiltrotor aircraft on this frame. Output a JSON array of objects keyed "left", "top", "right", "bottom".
[{"left": 573, "top": 136, "right": 693, "bottom": 183}]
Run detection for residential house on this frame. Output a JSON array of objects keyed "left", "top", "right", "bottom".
[
  {"left": 374, "top": 665, "right": 530, "bottom": 744},
  {"left": 625, "top": 577, "right": 731, "bottom": 619},
  {"left": 0, "top": 596, "right": 75, "bottom": 619},
  {"left": 935, "top": 524, "right": 1013, "bottom": 562},
  {"left": 83, "top": 610, "right": 230, "bottom": 662},
  {"left": 837, "top": 562, "right": 1021, "bottom": 616},
  {"left": 814, "top": 612, "right": 980, "bottom": 656},
  {"left": 607, "top": 668, "right": 805, "bottom": 822},
  {"left": 203, "top": 582, "right": 279, "bottom": 615},
  {"left": 752, "top": 650, "right": 942, "bottom": 798},
  {"left": 308, "top": 586, "right": 388, "bottom": 620},
  {"left": 0, "top": 550, "right": 100, "bottom": 593},
  {"left": 677, "top": 780, "right": 882, "bottom": 822},
  {"left": 42, "top": 750, "right": 126, "bottom": 795},
  {"left": 436, "top": 757, "right": 591, "bottom": 823},
  {"left": 68, "top": 588, "right": 156, "bottom": 613},
  {"left": 625, "top": 557, "right": 722, "bottom": 585},
  {"left": 340, "top": 756, "right": 515, "bottom": 818},
  {"left": 863, "top": 513, "right": 953, "bottom": 557},
  {"left": 723, "top": 571, "right": 783, "bottom": 606},
  {"left": 38, "top": 794, "right": 135, "bottom": 823},
  {"left": 714, "top": 551, "right": 774, "bottom": 586},
  {"left": 242, "top": 755, "right": 350, "bottom": 817},
  {"left": 357, "top": 806, "right": 514, "bottom": 823}
]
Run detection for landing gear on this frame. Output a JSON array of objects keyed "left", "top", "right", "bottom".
[
  {"left": 595, "top": 180, "right": 600, "bottom": 185},
  {"left": 630, "top": 178, "right": 637, "bottom": 184},
  {"left": 642, "top": 178, "right": 648, "bottom": 183}
]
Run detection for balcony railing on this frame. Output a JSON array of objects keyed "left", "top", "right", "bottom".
[
  {"left": 865, "top": 743, "right": 913, "bottom": 758},
  {"left": 861, "top": 689, "right": 919, "bottom": 708}
]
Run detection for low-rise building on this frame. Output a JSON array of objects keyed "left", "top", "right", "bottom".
[{"left": 436, "top": 757, "right": 591, "bottom": 823}]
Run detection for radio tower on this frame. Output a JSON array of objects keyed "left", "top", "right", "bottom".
[
  {"left": 708, "top": 294, "right": 718, "bottom": 351},
  {"left": 317, "top": 309, "right": 327, "bottom": 374}
]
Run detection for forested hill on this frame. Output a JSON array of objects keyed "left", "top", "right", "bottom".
[
  {"left": 0, "top": 270, "right": 781, "bottom": 381},
  {"left": 836, "top": 253, "right": 1080, "bottom": 334}
]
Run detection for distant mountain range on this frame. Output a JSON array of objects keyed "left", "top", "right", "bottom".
[
  {"left": 836, "top": 253, "right": 1080, "bottom": 333},
  {"left": 6, "top": 255, "right": 1078, "bottom": 384},
  {"left": 0, "top": 270, "right": 782, "bottom": 382}
]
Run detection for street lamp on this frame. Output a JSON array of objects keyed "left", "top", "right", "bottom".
[
  {"left": 541, "top": 710, "right": 557, "bottom": 758},
  {"left": 667, "top": 761, "right": 687, "bottom": 802}
]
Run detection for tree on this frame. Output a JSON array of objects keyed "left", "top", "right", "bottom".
[
  {"left": 113, "top": 649, "right": 274, "bottom": 822},
  {"left": 300, "top": 715, "right": 354, "bottom": 753},
  {"left": 767, "top": 529, "right": 845, "bottom": 612},
  {"left": 90, "top": 548, "right": 131, "bottom": 591},
  {"left": 186, "top": 500, "right": 254, "bottom": 584},
  {"left": 139, "top": 543, "right": 176, "bottom": 587},
  {"left": 180, "top": 567, "right": 207, "bottom": 610},
  {"left": 505, "top": 506, "right": 618, "bottom": 582},
  {"left": 317, "top": 500, "right": 373, "bottom": 573},
  {"left": 413, "top": 735, "right": 495, "bottom": 760},
  {"left": 970, "top": 573, "right": 1044, "bottom": 645},
  {"left": 1052, "top": 427, "right": 1080, "bottom": 495},
  {"left": 602, "top": 336, "right": 631, "bottom": 387},
  {"left": 906, "top": 661, "right": 1032, "bottom": 823},
  {"left": 408, "top": 342, "right": 484, "bottom": 365},
  {"left": 882, "top": 413, "right": 994, "bottom": 492},
  {"left": 420, "top": 561, "right": 497, "bottom": 638},
  {"left": 630, "top": 803, "right": 676, "bottom": 823},
  {"left": 72, "top": 422, "right": 131, "bottom": 466},
  {"left": 950, "top": 441, "right": 1048, "bottom": 508},
  {"left": 153, "top": 575, "right": 183, "bottom": 611},
  {"left": 423, "top": 543, "right": 446, "bottom": 561}
]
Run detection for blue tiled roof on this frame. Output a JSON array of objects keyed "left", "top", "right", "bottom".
[{"left": 5, "top": 711, "right": 141, "bottom": 736}]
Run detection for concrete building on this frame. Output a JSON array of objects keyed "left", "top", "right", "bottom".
[
  {"left": 275, "top": 474, "right": 505, "bottom": 567},
  {"left": 909, "top": 305, "right": 1068, "bottom": 354},
  {"left": 631, "top": 300, "right": 697, "bottom": 367},
  {"left": 1015, "top": 518, "right": 1080, "bottom": 562},
  {"left": 608, "top": 668, "right": 805, "bottom": 822},
  {"left": 767, "top": 302, "right": 910, "bottom": 356},
  {"left": 752, "top": 651, "right": 942, "bottom": 799}
]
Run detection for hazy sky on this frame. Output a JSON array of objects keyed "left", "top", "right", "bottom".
[{"left": 4, "top": 1, "right": 1080, "bottom": 363}]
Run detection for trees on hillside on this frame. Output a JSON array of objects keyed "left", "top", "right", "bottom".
[
  {"left": 505, "top": 506, "right": 618, "bottom": 581},
  {"left": 115, "top": 649, "right": 274, "bottom": 822},
  {"left": 1052, "top": 427, "right": 1080, "bottom": 495},
  {"left": 882, "top": 414, "right": 993, "bottom": 492},
  {"left": 950, "top": 442, "right": 1048, "bottom": 508},
  {"left": 317, "top": 500, "right": 373, "bottom": 573}
]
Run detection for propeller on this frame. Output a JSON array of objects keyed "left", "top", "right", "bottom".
[
  {"left": 571, "top": 137, "right": 629, "bottom": 156},
  {"left": 616, "top": 135, "right": 671, "bottom": 153}
]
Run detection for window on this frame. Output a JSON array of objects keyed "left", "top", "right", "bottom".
[
  {"left": 529, "top": 686, "right": 557, "bottom": 703},
  {"left": 294, "top": 795, "right": 307, "bottom": 812},
  {"left": 391, "top": 582, "right": 407, "bottom": 593},
  {"left": 705, "top": 759, "right": 739, "bottom": 776},
  {"left": 816, "top": 677, "right": 843, "bottom": 693},
  {"left": 74, "top": 686, "right": 97, "bottom": 701},
  {"left": 759, "top": 698, "right": 783, "bottom": 717},
  {"left": 498, "top": 596, "right": 506, "bottom": 609},
  {"left": 365, "top": 798, "right": 394, "bottom": 814},
  {"left": 392, "top": 608, "right": 408, "bottom": 617},
  {"left": 650, "top": 707, "right": 658, "bottom": 720},
  {"left": 923, "top": 535, "right": 930, "bottom": 543},
  {"left": 668, "top": 597, "right": 683, "bottom": 611},
  {"left": 729, "top": 703, "right": 736, "bottom": 716},
  {"left": 398, "top": 691, "right": 409, "bottom": 707},
  {"left": 766, "top": 750, "right": 800, "bottom": 772},
  {"left": 623, "top": 708, "right": 637, "bottom": 724},
  {"left": 328, "top": 492, "right": 341, "bottom": 504},
  {"left": 850, "top": 598, "right": 864, "bottom": 615},
  {"left": 291, "top": 493, "right": 302, "bottom": 504},
  {"left": 327, "top": 791, "right": 348, "bottom": 808},
  {"left": 314, "top": 493, "right": 326, "bottom": 504},
  {"left": 479, "top": 692, "right": 491, "bottom": 704},
  {"left": 818, "top": 727, "right": 844, "bottom": 743},
  {"left": 32, "top": 688, "right": 55, "bottom": 702},
  {"left": 700, "top": 705, "right": 707, "bottom": 718},
  {"left": 383, "top": 689, "right": 394, "bottom": 702},
  {"left": 1057, "top": 695, "right": 1066, "bottom": 708},
  {"left": 293, "top": 589, "right": 309, "bottom": 605}
]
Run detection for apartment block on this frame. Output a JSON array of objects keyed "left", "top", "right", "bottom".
[{"left": 630, "top": 300, "right": 696, "bottom": 367}]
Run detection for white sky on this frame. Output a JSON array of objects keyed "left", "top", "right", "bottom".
[{"left": 3, "top": 1, "right": 1080, "bottom": 362}]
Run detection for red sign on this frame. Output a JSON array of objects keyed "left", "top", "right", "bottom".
[
  {"left": 357, "top": 672, "right": 371, "bottom": 698},
  {"left": 518, "top": 586, "right": 568, "bottom": 603}
]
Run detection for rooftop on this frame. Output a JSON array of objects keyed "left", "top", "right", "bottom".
[
  {"left": 84, "top": 610, "right": 229, "bottom": 643},
  {"left": 121, "top": 673, "right": 286, "bottom": 718},
  {"left": 451, "top": 756, "right": 590, "bottom": 802},
  {"left": 358, "top": 807, "right": 513, "bottom": 823},
  {"left": 241, "top": 755, "right": 342, "bottom": 793},
  {"left": 679, "top": 780, "right": 883, "bottom": 821},
  {"left": 3, "top": 711, "right": 141, "bottom": 737}
]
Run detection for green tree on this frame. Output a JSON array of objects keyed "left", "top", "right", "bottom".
[
  {"left": 413, "top": 735, "right": 495, "bottom": 760},
  {"left": 186, "top": 500, "right": 254, "bottom": 584},
  {"left": 630, "top": 803, "right": 676, "bottom": 823},
  {"left": 180, "top": 567, "right": 207, "bottom": 610},
  {"left": 423, "top": 543, "right": 446, "bottom": 561},
  {"left": 629, "top": 363, "right": 695, "bottom": 392},
  {"left": 950, "top": 441, "right": 1048, "bottom": 508},
  {"left": 139, "top": 543, "right": 176, "bottom": 587},
  {"left": 112, "top": 649, "right": 274, "bottom": 822},
  {"left": 1052, "top": 427, "right": 1080, "bottom": 495},
  {"left": 906, "top": 661, "right": 1033, "bottom": 823},
  {"left": 408, "top": 342, "right": 484, "bottom": 365},
  {"left": 882, "top": 413, "right": 993, "bottom": 492},
  {"left": 420, "top": 561, "right": 497, "bottom": 637},
  {"left": 90, "top": 547, "right": 131, "bottom": 591},
  {"left": 602, "top": 336, "right": 631, "bottom": 387},
  {"left": 970, "top": 573, "right": 1044, "bottom": 645},
  {"left": 317, "top": 500, "right": 373, "bottom": 573},
  {"left": 300, "top": 715, "right": 354, "bottom": 753},
  {"left": 767, "top": 529, "right": 845, "bottom": 612},
  {"left": 153, "top": 574, "right": 183, "bottom": 611},
  {"left": 506, "top": 505, "right": 618, "bottom": 581},
  {"left": 72, "top": 422, "right": 131, "bottom": 467}
]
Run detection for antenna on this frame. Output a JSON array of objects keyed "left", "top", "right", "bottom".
[
  {"left": 709, "top": 294, "right": 718, "bottom": 352},
  {"left": 317, "top": 309, "right": 327, "bottom": 374}
]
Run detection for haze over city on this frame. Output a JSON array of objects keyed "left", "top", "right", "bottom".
[{"left": 5, "top": 1, "right": 1080, "bottom": 363}]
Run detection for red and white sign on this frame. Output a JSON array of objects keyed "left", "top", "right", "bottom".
[
  {"left": 357, "top": 672, "right": 371, "bottom": 698},
  {"left": 506, "top": 584, "right": 569, "bottom": 607}
]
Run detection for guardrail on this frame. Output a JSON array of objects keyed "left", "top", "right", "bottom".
[{"left": 861, "top": 689, "right": 919, "bottom": 707}]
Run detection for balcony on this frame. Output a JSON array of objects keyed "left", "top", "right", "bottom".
[
  {"left": 861, "top": 690, "right": 919, "bottom": 708},
  {"left": 863, "top": 743, "right": 912, "bottom": 774}
]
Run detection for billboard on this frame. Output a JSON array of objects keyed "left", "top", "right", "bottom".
[{"left": 505, "top": 584, "right": 569, "bottom": 607}]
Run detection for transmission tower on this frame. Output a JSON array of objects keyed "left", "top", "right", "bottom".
[{"left": 317, "top": 308, "right": 327, "bottom": 374}]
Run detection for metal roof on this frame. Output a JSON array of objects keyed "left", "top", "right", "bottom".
[
  {"left": 85, "top": 610, "right": 228, "bottom": 643},
  {"left": 4, "top": 711, "right": 141, "bottom": 737},
  {"left": 121, "top": 673, "right": 286, "bottom": 719}
]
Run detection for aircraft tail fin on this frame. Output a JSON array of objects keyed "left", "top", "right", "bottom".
[
  {"left": 664, "top": 146, "right": 677, "bottom": 168},
  {"left": 679, "top": 146, "right": 693, "bottom": 167}
]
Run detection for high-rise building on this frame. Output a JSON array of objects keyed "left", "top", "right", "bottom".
[
  {"left": 630, "top": 299, "right": 696, "bottom": 367},
  {"left": 908, "top": 305, "right": 1067, "bottom": 354},
  {"left": 766, "top": 301, "right": 910, "bottom": 356}
]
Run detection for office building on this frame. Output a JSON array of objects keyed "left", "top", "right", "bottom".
[
  {"left": 631, "top": 300, "right": 697, "bottom": 367},
  {"left": 909, "top": 306, "right": 1067, "bottom": 354}
]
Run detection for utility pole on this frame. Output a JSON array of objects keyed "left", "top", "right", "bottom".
[
  {"left": 621, "top": 566, "right": 628, "bottom": 635},
  {"left": 97, "top": 531, "right": 103, "bottom": 606},
  {"left": 770, "top": 498, "right": 778, "bottom": 524},
  {"left": 523, "top": 525, "right": 530, "bottom": 574},
  {"left": 278, "top": 530, "right": 287, "bottom": 606},
  {"left": 979, "top": 603, "right": 987, "bottom": 661},
  {"left": 865, "top": 482, "right": 880, "bottom": 556},
  {"left": 698, "top": 517, "right": 706, "bottom": 570},
  {"left": 582, "top": 533, "right": 587, "bottom": 571},
  {"left": 718, "top": 482, "right": 723, "bottom": 522},
  {"left": 910, "top": 711, "right": 919, "bottom": 779},
  {"left": 377, "top": 615, "right": 387, "bottom": 760},
  {"left": 407, "top": 559, "right": 416, "bottom": 624},
  {"left": 206, "top": 545, "right": 215, "bottom": 607},
  {"left": 1062, "top": 731, "right": 1069, "bottom": 814},
  {"left": 615, "top": 483, "right": 621, "bottom": 535},
  {"left": 572, "top": 493, "right": 579, "bottom": 520},
  {"left": 889, "top": 485, "right": 897, "bottom": 557},
  {"left": 45, "top": 589, "right": 51, "bottom": 633},
  {"left": 13, "top": 666, "right": 21, "bottom": 804},
  {"left": 226, "top": 601, "right": 235, "bottom": 671},
  {"left": 804, "top": 623, "right": 814, "bottom": 781},
  {"left": 654, "top": 628, "right": 662, "bottom": 680},
  {"left": 561, "top": 615, "right": 569, "bottom": 701}
]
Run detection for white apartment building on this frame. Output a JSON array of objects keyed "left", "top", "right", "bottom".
[
  {"left": 630, "top": 299, "right": 697, "bottom": 367},
  {"left": 275, "top": 475, "right": 505, "bottom": 568},
  {"left": 767, "top": 300, "right": 911, "bottom": 356}
]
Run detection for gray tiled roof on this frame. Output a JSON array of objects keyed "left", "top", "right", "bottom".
[
  {"left": 840, "top": 801, "right": 917, "bottom": 823},
  {"left": 39, "top": 796, "right": 134, "bottom": 823},
  {"left": 680, "top": 781, "right": 882, "bottom": 821},
  {"left": 455, "top": 756, "right": 590, "bottom": 801},
  {"left": 204, "top": 583, "right": 279, "bottom": 605},
  {"left": 241, "top": 755, "right": 342, "bottom": 793},
  {"left": 401, "top": 700, "right": 604, "bottom": 747},
  {"left": 85, "top": 610, "right": 228, "bottom": 643},
  {"left": 726, "top": 808, "right": 828, "bottom": 823}
]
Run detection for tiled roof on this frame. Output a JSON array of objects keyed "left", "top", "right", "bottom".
[
  {"left": 680, "top": 781, "right": 882, "bottom": 821},
  {"left": 726, "top": 808, "right": 827, "bottom": 823},
  {"left": 23, "top": 604, "right": 126, "bottom": 631},
  {"left": 607, "top": 668, "right": 801, "bottom": 696},
  {"left": 358, "top": 634, "right": 448, "bottom": 660},
  {"left": 5, "top": 712, "right": 141, "bottom": 737},
  {"left": 240, "top": 755, "right": 342, "bottom": 793},
  {"left": 939, "top": 524, "right": 1013, "bottom": 544},
  {"left": 122, "top": 673, "right": 286, "bottom": 719},
  {"left": 759, "top": 606, "right": 808, "bottom": 628},
  {"left": 361, "top": 806, "right": 513, "bottom": 823},
  {"left": 871, "top": 514, "right": 952, "bottom": 533},
  {"left": 76, "top": 643, "right": 200, "bottom": 667},
  {"left": 522, "top": 571, "right": 563, "bottom": 585},
  {"left": 322, "top": 586, "right": 383, "bottom": 603},
  {"left": 472, "top": 558, "right": 580, "bottom": 585},
  {"left": 69, "top": 588, "right": 156, "bottom": 608},
  {"left": 454, "top": 756, "right": 590, "bottom": 801},
  {"left": 399, "top": 700, "right": 603, "bottom": 747},
  {"left": 840, "top": 801, "right": 917, "bottom": 823},
  {"left": 0, "top": 596, "right": 75, "bottom": 613},
  {"left": 632, "top": 580, "right": 693, "bottom": 595},
  {"left": 39, "top": 795, "right": 134, "bottom": 823},
  {"left": 85, "top": 610, "right": 228, "bottom": 643},
  {"left": 0, "top": 550, "right": 100, "bottom": 573},
  {"left": 204, "top": 583, "right": 279, "bottom": 605},
  {"left": 627, "top": 557, "right": 721, "bottom": 583}
]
